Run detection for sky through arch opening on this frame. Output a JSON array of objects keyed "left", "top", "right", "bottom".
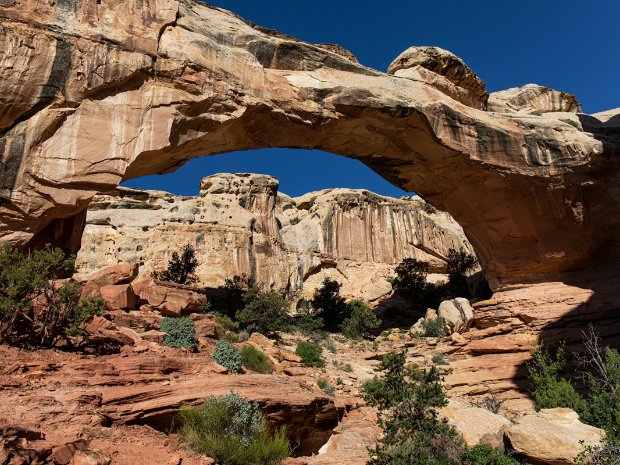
[{"left": 121, "top": 148, "right": 414, "bottom": 199}]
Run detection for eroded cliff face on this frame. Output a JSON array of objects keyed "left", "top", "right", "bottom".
[
  {"left": 0, "top": 0, "right": 618, "bottom": 289},
  {"left": 76, "top": 173, "right": 474, "bottom": 302}
]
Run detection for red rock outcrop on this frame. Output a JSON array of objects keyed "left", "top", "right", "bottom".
[
  {"left": 0, "top": 0, "right": 618, "bottom": 289},
  {"left": 0, "top": 342, "right": 355, "bottom": 463}
]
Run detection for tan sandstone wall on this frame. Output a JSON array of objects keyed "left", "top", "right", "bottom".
[{"left": 75, "top": 173, "right": 474, "bottom": 302}]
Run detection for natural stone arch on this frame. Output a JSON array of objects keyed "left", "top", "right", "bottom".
[{"left": 0, "top": 0, "right": 618, "bottom": 290}]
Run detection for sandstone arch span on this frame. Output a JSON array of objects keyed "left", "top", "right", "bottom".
[{"left": 0, "top": 0, "right": 618, "bottom": 290}]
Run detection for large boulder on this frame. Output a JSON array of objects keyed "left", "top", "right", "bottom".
[
  {"left": 388, "top": 46, "right": 488, "bottom": 110},
  {"left": 437, "top": 297, "right": 474, "bottom": 335},
  {"left": 506, "top": 408, "right": 604, "bottom": 465},
  {"left": 81, "top": 264, "right": 139, "bottom": 299},
  {"left": 132, "top": 279, "right": 207, "bottom": 316},
  {"left": 488, "top": 84, "right": 582, "bottom": 114},
  {"left": 439, "top": 400, "right": 511, "bottom": 450},
  {"left": 99, "top": 284, "right": 137, "bottom": 311}
]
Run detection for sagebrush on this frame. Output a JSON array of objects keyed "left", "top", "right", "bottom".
[
  {"left": 212, "top": 340, "right": 242, "bottom": 373},
  {"left": 179, "top": 392, "right": 290, "bottom": 465},
  {"left": 160, "top": 316, "right": 196, "bottom": 349}
]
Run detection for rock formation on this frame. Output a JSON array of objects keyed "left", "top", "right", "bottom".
[
  {"left": 75, "top": 173, "right": 474, "bottom": 301},
  {"left": 488, "top": 84, "right": 583, "bottom": 114},
  {"left": 0, "top": 0, "right": 618, "bottom": 290}
]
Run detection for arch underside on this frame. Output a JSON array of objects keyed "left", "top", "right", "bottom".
[{"left": 0, "top": 0, "right": 618, "bottom": 290}]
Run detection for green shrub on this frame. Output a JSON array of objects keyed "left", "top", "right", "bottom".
[
  {"left": 339, "top": 300, "right": 381, "bottom": 340},
  {"left": 220, "top": 332, "right": 241, "bottom": 343},
  {"left": 211, "top": 312, "right": 240, "bottom": 333},
  {"left": 432, "top": 353, "right": 449, "bottom": 365},
  {"left": 445, "top": 249, "right": 477, "bottom": 298},
  {"left": 241, "top": 344, "right": 273, "bottom": 374},
  {"left": 160, "top": 316, "right": 196, "bottom": 349},
  {"left": 179, "top": 392, "right": 290, "bottom": 465},
  {"left": 575, "top": 444, "right": 620, "bottom": 465},
  {"left": 363, "top": 351, "right": 464, "bottom": 465},
  {"left": 422, "top": 317, "right": 445, "bottom": 338},
  {"left": 461, "top": 445, "right": 519, "bottom": 465},
  {"left": 212, "top": 340, "right": 242, "bottom": 373},
  {"left": 295, "top": 341, "right": 325, "bottom": 368},
  {"left": 236, "top": 288, "right": 290, "bottom": 337},
  {"left": 391, "top": 258, "right": 446, "bottom": 313},
  {"left": 577, "top": 327, "right": 620, "bottom": 444},
  {"left": 317, "top": 377, "right": 335, "bottom": 396},
  {"left": 151, "top": 243, "right": 198, "bottom": 285},
  {"left": 293, "top": 303, "right": 325, "bottom": 336},
  {"left": 64, "top": 296, "right": 106, "bottom": 338},
  {"left": 310, "top": 278, "right": 347, "bottom": 331},
  {"left": 0, "top": 245, "right": 104, "bottom": 348},
  {"left": 527, "top": 342, "right": 586, "bottom": 414}
]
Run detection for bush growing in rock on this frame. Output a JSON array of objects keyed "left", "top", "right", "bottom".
[
  {"left": 339, "top": 300, "right": 381, "bottom": 340},
  {"left": 528, "top": 326, "right": 620, "bottom": 445},
  {"left": 179, "top": 392, "right": 290, "bottom": 465},
  {"left": 310, "top": 278, "right": 347, "bottom": 331},
  {"left": 240, "top": 344, "right": 273, "bottom": 374},
  {"left": 317, "top": 377, "right": 335, "bottom": 396},
  {"left": 445, "top": 248, "right": 477, "bottom": 298},
  {"left": 0, "top": 245, "right": 105, "bottom": 348},
  {"left": 293, "top": 301, "right": 325, "bottom": 336},
  {"left": 151, "top": 243, "right": 198, "bottom": 285},
  {"left": 160, "top": 316, "right": 196, "bottom": 349},
  {"left": 391, "top": 258, "right": 446, "bottom": 313},
  {"left": 460, "top": 445, "right": 519, "bottom": 465},
  {"left": 295, "top": 341, "right": 325, "bottom": 368},
  {"left": 236, "top": 288, "right": 290, "bottom": 337},
  {"left": 363, "top": 351, "right": 464, "bottom": 464},
  {"left": 422, "top": 317, "right": 445, "bottom": 338},
  {"left": 212, "top": 340, "right": 242, "bottom": 373},
  {"left": 527, "top": 342, "right": 586, "bottom": 414},
  {"left": 575, "top": 444, "right": 620, "bottom": 465}
]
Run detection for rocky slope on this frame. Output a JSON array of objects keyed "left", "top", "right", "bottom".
[
  {"left": 0, "top": 0, "right": 618, "bottom": 288},
  {"left": 75, "top": 173, "right": 474, "bottom": 302}
]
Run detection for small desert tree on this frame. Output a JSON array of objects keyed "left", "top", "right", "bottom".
[
  {"left": 363, "top": 351, "right": 464, "bottom": 464},
  {"left": 152, "top": 243, "right": 198, "bottom": 285},
  {"left": 391, "top": 258, "right": 441, "bottom": 312},
  {"left": 0, "top": 245, "right": 104, "bottom": 347},
  {"left": 311, "top": 278, "right": 347, "bottom": 331},
  {"left": 236, "top": 287, "right": 291, "bottom": 337},
  {"left": 445, "top": 249, "right": 477, "bottom": 298}
]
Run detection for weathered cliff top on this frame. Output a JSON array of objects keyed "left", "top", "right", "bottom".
[
  {"left": 0, "top": 0, "right": 619, "bottom": 289},
  {"left": 77, "top": 173, "right": 472, "bottom": 300}
]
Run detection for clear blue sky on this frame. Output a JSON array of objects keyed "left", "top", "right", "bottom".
[{"left": 123, "top": 0, "right": 620, "bottom": 198}]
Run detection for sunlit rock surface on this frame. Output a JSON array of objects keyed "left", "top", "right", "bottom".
[
  {"left": 76, "top": 173, "right": 474, "bottom": 301},
  {"left": 0, "top": 0, "right": 618, "bottom": 289}
]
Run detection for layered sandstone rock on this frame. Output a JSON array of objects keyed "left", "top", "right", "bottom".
[
  {"left": 388, "top": 46, "right": 489, "bottom": 110},
  {"left": 506, "top": 409, "right": 603, "bottom": 465},
  {"left": 0, "top": 0, "right": 618, "bottom": 289},
  {"left": 75, "top": 173, "right": 474, "bottom": 301},
  {"left": 488, "top": 84, "right": 583, "bottom": 114}
]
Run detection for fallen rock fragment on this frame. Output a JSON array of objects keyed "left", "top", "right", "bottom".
[{"left": 506, "top": 408, "right": 603, "bottom": 465}]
